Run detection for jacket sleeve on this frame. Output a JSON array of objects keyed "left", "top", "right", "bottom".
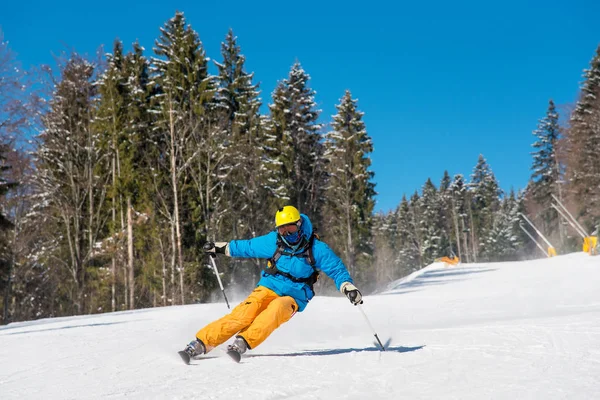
[
  {"left": 313, "top": 241, "right": 353, "bottom": 290},
  {"left": 228, "top": 231, "right": 278, "bottom": 259}
]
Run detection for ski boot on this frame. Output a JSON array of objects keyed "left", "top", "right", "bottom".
[
  {"left": 226, "top": 336, "right": 248, "bottom": 363},
  {"left": 178, "top": 338, "right": 206, "bottom": 365}
]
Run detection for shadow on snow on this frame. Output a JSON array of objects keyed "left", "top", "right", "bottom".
[
  {"left": 247, "top": 345, "right": 425, "bottom": 358},
  {"left": 0, "top": 320, "right": 144, "bottom": 336},
  {"left": 382, "top": 267, "right": 496, "bottom": 295}
]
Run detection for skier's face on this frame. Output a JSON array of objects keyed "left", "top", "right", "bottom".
[{"left": 278, "top": 221, "right": 302, "bottom": 244}]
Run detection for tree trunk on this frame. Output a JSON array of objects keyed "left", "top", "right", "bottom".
[
  {"left": 116, "top": 146, "right": 127, "bottom": 310},
  {"left": 451, "top": 197, "right": 462, "bottom": 260},
  {"left": 468, "top": 205, "right": 477, "bottom": 262},
  {"left": 159, "top": 236, "right": 167, "bottom": 306},
  {"left": 111, "top": 155, "right": 117, "bottom": 312},
  {"left": 460, "top": 215, "right": 470, "bottom": 263},
  {"left": 411, "top": 209, "right": 423, "bottom": 268},
  {"left": 170, "top": 217, "right": 176, "bottom": 304},
  {"left": 2, "top": 265, "right": 12, "bottom": 324},
  {"left": 555, "top": 156, "right": 566, "bottom": 245},
  {"left": 169, "top": 102, "right": 185, "bottom": 305},
  {"left": 127, "top": 197, "right": 135, "bottom": 309},
  {"left": 345, "top": 194, "right": 355, "bottom": 276}
]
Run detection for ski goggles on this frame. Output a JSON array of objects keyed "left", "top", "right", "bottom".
[{"left": 277, "top": 222, "right": 299, "bottom": 236}]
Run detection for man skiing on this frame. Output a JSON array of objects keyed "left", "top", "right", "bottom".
[{"left": 180, "top": 205, "right": 363, "bottom": 363}]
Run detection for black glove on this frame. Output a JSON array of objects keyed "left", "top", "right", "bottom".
[
  {"left": 203, "top": 241, "right": 228, "bottom": 257},
  {"left": 340, "top": 282, "right": 363, "bottom": 305}
]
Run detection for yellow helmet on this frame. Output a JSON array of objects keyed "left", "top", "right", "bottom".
[{"left": 275, "top": 206, "right": 301, "bottom": 227}]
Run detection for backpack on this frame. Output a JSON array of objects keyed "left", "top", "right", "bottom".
[{"left": 264, "top": 232, "right": 320, "bottom": 291}]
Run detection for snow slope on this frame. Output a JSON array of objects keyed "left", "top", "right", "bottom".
[{"left": 1, "top": 253, "right": 600, "bottom": 399}]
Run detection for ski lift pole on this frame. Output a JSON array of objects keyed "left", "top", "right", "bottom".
[
  {"left": 551, "top": 204, "right": 587, "bottom": 239},
  {"left": 357, "top": 304, "right": 385, "bottom": 351},
  {"left": 519, "top": 224, "right": 548, "bottom": 258},
  {"left": 203, "top": 242, "right": 230, "bottom": 309},
  {"left": 551, "top": 194, "right": 589, "bottom": 237},
  {"left": 518, "top": 213, "right": 554, "bottom": 249}
]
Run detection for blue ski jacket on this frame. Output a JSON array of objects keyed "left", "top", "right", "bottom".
[{"left": 228, "top": 214, "right": 353, "bottom": 312}]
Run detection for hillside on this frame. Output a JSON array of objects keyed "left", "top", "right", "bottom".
[{"left": 1, "top": 253, "right": 599, "bottom": 399}]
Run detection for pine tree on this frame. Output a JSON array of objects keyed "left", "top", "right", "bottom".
[
  {"left": 94, "top": 40, "right": 131, "bottom": 311},
  {"left": 214, "top": 29, "right": 260, "bottom": 133},
  {"left": 566, "top": 45, "right": 600, "bottom": 229},
  {"left": 418, "top": 178, "right": 444, "bottom": 264},
  {"left": 265, "top": 62, "right": 324, "bottom": 218},
  {"left": 94, "top": 40, "right": 157, "bottom": 311},
  {"left": 123, "top": 42, "right": 163, "bottom": 308},
  {"left": 151, "top": 12, "right": 214, "bottom": 304},
  {"left": 0, "top": 142, "right": 18, "bottom": 323},
  {"left": 323, "top": 90, "right": 376, "bottom": 278},
  {"left": 529, "top": 99, "right": 564, "bottom": 240},
  {"left": 469, "top": 155, "right": 501, "bottom": 260},
  {"left": 33, "top": 53, "right": 106, "bottom": 315},
  {"left": 213, "top": 29, "right": 269, "bottom": 287},
  {"left": 0, "top": 37, "right": 24, "bottom": 319},
  {"left": 214, "top": 29, "right": 267, "bottom": 235},
  {"left": 408, "top": 191, "right": 424, "bottom": 267},
  {"left": 449, "top": 174, "right": 470, "bottom": 262},
  {"left": 395, "top": 195, "right": 421, "bottom": 272},
  {"left": 438, "top": 171, "right": 455, "bottom": 256},
  {"left": 0, "top": 146, "right": 34, "bottom": 323},
  {"left": 480, "top": 189, "right": 522, "bottom": 261}
]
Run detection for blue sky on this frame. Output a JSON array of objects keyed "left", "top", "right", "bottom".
[{"left": 2, "top": 0, "right": 599, "bottom": 212}]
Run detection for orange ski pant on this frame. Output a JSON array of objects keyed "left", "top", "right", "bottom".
[{"left": 195, "top": 286, "right": 298, "bottom": 351}]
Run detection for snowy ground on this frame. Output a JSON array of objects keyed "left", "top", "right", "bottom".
[{"left": 1, "top": 253, "right": 600, "bottom": 399}]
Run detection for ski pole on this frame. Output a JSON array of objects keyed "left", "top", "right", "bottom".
[
  {"left": 203, "top": 242, "right": 230, "bottom": 309},
  {"left": 358, "top": 304, "right": 385, "bottom": 351},
  {"left": 208, "top": 254, "right": 230, "bottom": 309}
]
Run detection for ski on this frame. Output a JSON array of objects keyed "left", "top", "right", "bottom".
[
  {"left": 178, "top": 350, "right": 191, "bottom": 365},
  {"left": 226, "top": 349, "right": 242, "bottom": 363},
  {"left": 178, "top": 350, "right": 226, "bottom": 364}
]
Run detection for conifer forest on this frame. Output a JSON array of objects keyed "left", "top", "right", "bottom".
[{"left": 1, "top": 12, "right": 599, "bottom": 324}]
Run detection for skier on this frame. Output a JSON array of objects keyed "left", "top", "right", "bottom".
[{"left": 180, "top": 205, "right": 363, "bottom": 362}]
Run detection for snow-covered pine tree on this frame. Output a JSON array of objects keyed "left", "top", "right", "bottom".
[
  {"left": 480, "top": 189, "right": 522, "bottom": 261},
  {"left": 418, "top": 178, "right": 445, "bottom": 264},
  {"left": 438, "top": 171, "right": 455, "bottom": 257},
  {"left": 0, "top": 36, "right": 21, "bottom": 312},
  {"left": 529, "top": 99, "right": 564, "bottom": 242},
  {"left": 322, "top": 90, "right": 375, "bottom": 279},
  {"left": 122, "top": 42, "right": 168, "bottom": 308},
  {"left": 510, "top": 188, "right": 530, "bottom": 257},
  {"left": 95, "top": 40, "right": 157, "bottom": 311},
  {"left": 566, "top": 45, "right": 600, "bottom": 229},
  {"left": 468, "top": 155, "right": 502, "bottom": 260},
  {"left": 265, "top": 62, "right": 324, "bottom": 219},
  {"left": 151, "top": 12, "right": 215, "bottom": 304},
  {"left": 395, "top": 195, "right": 421, "bottom": 273},
  {"left": 213, "top": 29, "right": 269, "bottom": 288},
  {"left": 214, "top": 29, "right": 268, "bottom": 234},
  {"left": 33, "top": 53, "right": 106, "bottom": 315},
  {"left": 409, "top": 191, "right": 425, "bottom": 268},
  {"left": 0, "top": 142, "right": 18, "bottom": 323},
  {"left": 0, "top": 146, "right": 35, "bottom": 323},
  {"left": 449, "top": 174, "right": 470, "bottom": 262},
  {"left": 94, "top": 40, "right": 133, "bottom": 311},
  {"left": 213, "top": 29, "right": 260, "bottom": 134}
]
